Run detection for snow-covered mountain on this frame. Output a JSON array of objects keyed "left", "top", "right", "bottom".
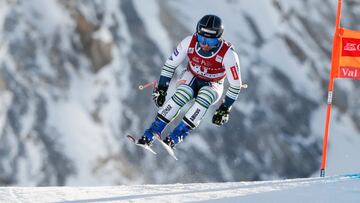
[
  {"left": 0, "top": 0, "right": 360, "bottom": 186},
  {"left": 1, "top": 173, "right": 359, "bottom": 202}
]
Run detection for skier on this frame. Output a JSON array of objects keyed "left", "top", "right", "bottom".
[{"left": 138, "top": 14, "right": 243, "bottom": 149}]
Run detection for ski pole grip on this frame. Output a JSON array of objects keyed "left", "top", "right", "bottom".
[{"left": 241, "top": 83, "right": 248, "bottom": 89}]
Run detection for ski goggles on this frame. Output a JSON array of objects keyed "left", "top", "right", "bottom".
[{"left": 196, "top": 34, "right": 220, "bottom": 47}]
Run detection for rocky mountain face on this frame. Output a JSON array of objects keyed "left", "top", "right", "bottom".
[{"left": 0, "top": 0, "right": 359, "bottom": 186}]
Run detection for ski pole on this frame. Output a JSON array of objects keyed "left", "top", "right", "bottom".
[{"left": 138, "top": 81, "right": 157, "bottom": 91}]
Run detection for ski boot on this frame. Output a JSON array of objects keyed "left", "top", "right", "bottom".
[
  {"left": 137, "top": 136, "right": 153, "bottom": 146},
  {"left": 168, "top": 120, "right": 192, "bottom": 145},
  {"left": 138, "top": 116, "right": 168, "bottom": 146}
]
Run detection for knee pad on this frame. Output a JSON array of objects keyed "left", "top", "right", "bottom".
[
  {"left": 195, "top": 87, "right": 218, "bottom": 109},
  {"left": 171, "top": 84, "right": 194, "bottom": 107}
]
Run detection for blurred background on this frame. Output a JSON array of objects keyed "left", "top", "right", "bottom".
[{"left": 0, "top": 0, "right": 360, "bottom": 186}]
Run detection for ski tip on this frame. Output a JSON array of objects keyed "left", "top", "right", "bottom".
[
  {"left": 126, "top": 135, "right": 136, "bottom": 142},
  {"left": 169, "top": 153, "right": 178, "bottom": 161}
]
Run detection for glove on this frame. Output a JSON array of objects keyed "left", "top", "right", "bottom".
[
  {"left": 212, "top": 103, "right": 230, "bottom": 126},
  {"left": 153, "top": 85, "right": 167, "bottom": 107}
]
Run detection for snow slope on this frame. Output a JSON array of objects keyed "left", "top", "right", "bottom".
[
  {"left": 1, "top": 0, "right": 360, "bottom": 187},
  {"left": 0, "top": 174, "right": 359, "bottom": 203}
]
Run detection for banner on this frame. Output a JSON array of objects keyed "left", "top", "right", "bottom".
[{"left": 336, "top": 28, "right": 360, "bottom": 79}]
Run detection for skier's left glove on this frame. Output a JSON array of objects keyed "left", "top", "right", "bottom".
[
  {"left": 152, "top": 85, "right": 167, "bottom": 107},
  {"left": 212, "top": 103, "right": 230, "bottom": 126}
]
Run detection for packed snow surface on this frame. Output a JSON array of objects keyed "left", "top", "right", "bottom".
[{"left": 1, "top": 174, "right": 359, "bottom": 202}]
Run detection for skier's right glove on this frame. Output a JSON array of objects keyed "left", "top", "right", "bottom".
[
  {"left": 153, "top": 85, "right": 167, "bottom": 107},
  {"left": 212, "top": 103, "right": 230, "bottom": 126}
]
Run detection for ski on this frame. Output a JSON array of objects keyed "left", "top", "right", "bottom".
[
  {"left": 126, "top": 135, "right": 157, "bottom": 155},
  {"left": 154, "top": 135, "right": 178, "bottom": 160}
]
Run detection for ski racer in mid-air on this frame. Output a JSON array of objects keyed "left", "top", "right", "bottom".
[{"left": 138, "top": 14, "right": 243, "bottom": 150}]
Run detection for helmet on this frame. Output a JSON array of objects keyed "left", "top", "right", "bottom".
[{"left": 196, "top": 15, "right": 224, "bottom": 38}]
